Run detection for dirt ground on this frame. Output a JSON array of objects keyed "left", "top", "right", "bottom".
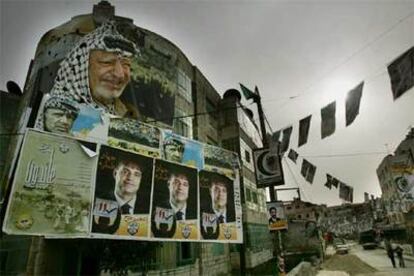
[{"left": 321, "top": 254, "right": 377, "bottom": 276}]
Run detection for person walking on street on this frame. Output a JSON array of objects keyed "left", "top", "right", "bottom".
[
  {"left": 395, "top": 245, "right": 405, "bottom": 268},
  {"left": 385, "top": 239, "right": 396, "bottom": 268}
]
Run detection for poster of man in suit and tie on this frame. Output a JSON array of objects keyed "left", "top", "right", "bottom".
[
  {"left": 150, "top": 159, "right": 198, "bottom": 240},
  {"left": 92, "top": 145, "right": 154, "bottom": 238}
]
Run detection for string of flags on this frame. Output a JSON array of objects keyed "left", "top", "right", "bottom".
[
  {"left": 287, "top": 148, "right": 354, "bottom": 203},
  {"left": 243, "top": 46, "right": 413, "bottom": 204},
  {"left": 266, "top": 46, "right": 414, "bottom": 152}
]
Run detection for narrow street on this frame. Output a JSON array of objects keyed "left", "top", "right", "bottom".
[{"left": 318, "top": 243, "right": 414, "bottom": 276}]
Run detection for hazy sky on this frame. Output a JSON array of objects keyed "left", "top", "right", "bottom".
[{"left": 1, "top": 0, "right": 414, "bottom": 206}]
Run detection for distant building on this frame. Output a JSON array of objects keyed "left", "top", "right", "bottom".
[
  {"left": 284, "top": 198, "right": 327, "bottom": 222},
  {"left": 319, "top": 202, "right": 375, "bottom": 239},
  {"left": 376, "top": 128, "right": 414, "bottom": 247}
]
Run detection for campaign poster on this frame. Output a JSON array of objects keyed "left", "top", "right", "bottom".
[
  {"left": 34, "top": 93, "right": 110, "bottom": 142},
  {"left": 150, "top": 160, "right": 198, "bottom": 241},
  {"left": 91, "top": 145, "right": 154, "bottom": 239},
  {"left": 3, "top": 129, "right": 97, "bottom": 237},
  {"left": 199, "top": 170, "right": 242, "bottom": 243},
  {"left": 161, "top": 131, "right": 204, "bottom": 170},
  {"left": 266, "top": 201, "right": 288, "bottom": 231},
  {"left": 203, "top": 143, "right": 240, "bottom": 178},
  {"left": 108, "top": 117, "right": 162, "bottom": 158},
  {"left": 32, "top": 21, "right": 177, "bottom": 131}
]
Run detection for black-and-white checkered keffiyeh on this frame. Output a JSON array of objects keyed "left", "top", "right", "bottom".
[{"left": 36, "top": 21, "right": 138, "bottom": 130}]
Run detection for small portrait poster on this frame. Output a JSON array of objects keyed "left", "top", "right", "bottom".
[
  {"left": 161, "top": 131, "right": 204, "bottom": 170},
  {"left": 34, "top": 94, "right": 109, "bottom": 142},
  {"left": 108, "top": 117, "right": 161, "bottom": 158},
  {"left": 199, "top": 170, "right": 242, "bottom": 243},
  {"left": 150, "top": 160, "right": 198, "bottom": 241},
  {"left": 203, "top": 144, "right": 240, "bottom": 178},
  {"left": 3, "top": 129, "right": 97, "bottom": 237},
  {"left": 91, "top": 145, "right": 154, "bottom": 239},
  {"left": 267, "top": 201, "right": 288, "bottom": 231}
]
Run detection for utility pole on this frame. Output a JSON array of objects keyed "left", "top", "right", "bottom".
[{"left": 254, "top": 87, "right": 285, "bottom": 276}]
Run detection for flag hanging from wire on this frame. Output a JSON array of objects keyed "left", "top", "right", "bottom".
[
  {"left": 321, "top": 101, "right": 336, "bottom": 139},
  {"left": 339, "top": 182, "right": 353, "bottom": 202},
  {"left": 280, "top": 126, "right": 293, "bottom": 154},
  {"left": 298, "top": 115, "right": 312, "bottom": 147},
  {"left": 272, "top": 130, "right": 281, "bottom": 143},
  {"left": 324, "top": 174, "right": 333, "bottom": 189},
  {"left": 331, "top": 177, "right": 339, "bottom": 189},
  {"left": 239, "top": 83, "right": 259, "bottom": 101},
  {"left": 287, "top": 149, "right": 299, "bottom": 163},
  {"left": 345, "top": 82, "right": 364, "bottom": 126},
  {"left": 387, "top": 46, "right": 414, "bottom": 100},
  {"left": 300, "top": 158, "right": 316, "bottom": 184}
]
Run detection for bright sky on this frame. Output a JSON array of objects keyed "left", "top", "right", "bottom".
[{"left": 1, "top": 0, "right": 414, "bottom": 206}]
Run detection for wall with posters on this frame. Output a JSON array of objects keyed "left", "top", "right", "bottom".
[
  {"left": 3, "top": 128, "right": 242, "bottom": 243},
  {"left": 0, "top": 4, "right": 243, "bottom": 275}
]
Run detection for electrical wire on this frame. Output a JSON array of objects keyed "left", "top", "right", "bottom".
[
  {"left": 144, "top": 102, "right": 254, "bottom": 124},
  {"left": 264, "top": 11, "right": 414, "bottom": 104}
]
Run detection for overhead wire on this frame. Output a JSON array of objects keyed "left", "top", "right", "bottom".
[{"left": 264, "top": 10, "right": 414, "bottom": 104}]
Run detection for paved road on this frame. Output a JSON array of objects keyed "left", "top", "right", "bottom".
[
  {"left": 318, "top": 243, "right": 414, "bottom": 276},
  {"left": 352, "top": 244, "right": 414, "bottom": 274}
]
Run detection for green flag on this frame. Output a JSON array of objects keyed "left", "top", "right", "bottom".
[{"left": 239, "top": 83, "right": 258, "bottom": 100}]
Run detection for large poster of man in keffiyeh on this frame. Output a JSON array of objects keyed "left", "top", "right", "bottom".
[{"left": 34, "top": 21, "right": 177, "bottom": 140}]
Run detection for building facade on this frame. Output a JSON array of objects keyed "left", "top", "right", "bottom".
[{"left": 376, "top": 128, "right": 414, "bottom": 249}]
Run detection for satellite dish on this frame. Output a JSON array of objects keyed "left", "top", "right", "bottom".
[{"left": 6, "top": 81, "right": 23, "bottom": 95}]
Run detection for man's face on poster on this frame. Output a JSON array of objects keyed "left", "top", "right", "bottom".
[
  {"left": 211, "top": 181, "right": 227, "bottom": 210},
  {"left": 164, "top": 142, "right": 184, "bottom": 163},
  {"left": 44, "top": 107, "right": 76, "bottom": 133},
  {"left": 89, "top": 50, "right": 132, "bottom": 104},
  {"left": 114, "top": 161, "right": 142, "bottom": 198},
  {"left": 270, "top": 207, "right": 277, "bottom": 219},
  {"left": 169, "top": 174, "right": 189, "bottom": 205}
]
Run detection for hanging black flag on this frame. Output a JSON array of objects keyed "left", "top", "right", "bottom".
[
  {"left": 301, "top": 159, "right": 310, "bottom": 178},
  {"left": 280, "top": 126, "right": 293, "bottom": 154},
  {"left": 331, "top": 177, "right": 339, "bottom": 188},
  {"left": 324, "top": 174, "right": 333, "bottom": 189},
  {"left": 321, "top": 101, "right": 336, "bottom": 139},
  {"left": 339, "top": 182, "right": 353, "bottom": 202},
  {"left": 306, "top": 163, "right": 316, "bottom": 184},
  {"left": 345, "top": 82, "right": 364, "bottom": 126},
  {"left": 272, "top": 130, "right": 281, "bottom": 143},
  {"left": 287, "top": 149, "right": 299, "bottom": 163},
  {"left": 298, "top": 115, "right": 312, "bottom": 147},
  {"left": 300, "top": 159, "right": 316, "bottom": 184},
  {"left": 387, "top": 46, "right": 414, "bottom": 100}
]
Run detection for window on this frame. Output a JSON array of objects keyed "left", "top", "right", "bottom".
[
  {"left": 252, "top": 192, "right": 258, "bottom": 204},
  {"left": 177, "top": 69, "right": 192, "bottom": 102},
  {"left": 245, "top": 188, "right": 251, "bottom": 202},
  {"left": 297, "top": 214, "right": 302, "bottom": 219},
  {"left": 177, "top": 243, "right": 195, "bottom": 266},
  {"left": 245, "top": 150, "right": 251, "bottom": 163},
  {"left": 287, "top": 206, "right": 292, "bottom": 210},
  {"left": 173, "top": 108, "right": 192, "bottom": 138}
]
